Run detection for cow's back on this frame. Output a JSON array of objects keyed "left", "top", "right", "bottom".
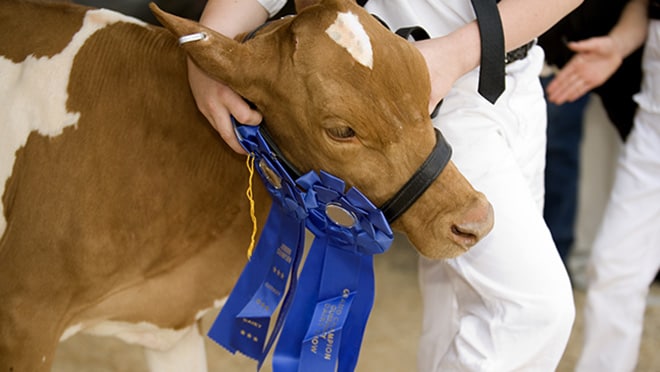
[{"left": 0, "top": 1, "right": 266, "bottom": 369}]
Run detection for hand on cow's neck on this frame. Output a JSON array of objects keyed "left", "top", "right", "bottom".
[{"left": 414, "top": 26, "right": 480, "bottom": 111}]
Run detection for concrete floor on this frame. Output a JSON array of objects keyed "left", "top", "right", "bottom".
[
  {"left": 51, "top": 238, "right": 660, "bottom": 372},
  {"left": 53, "top": 97, "right": 660, "bottom": 371}
]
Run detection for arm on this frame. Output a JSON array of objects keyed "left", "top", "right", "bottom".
[
  {"left": 187, "top": 0, "right": 279, "bottom": 154},
  {"left": 416, "top": 0, "right": 583, "bottom": 111},
  {"left": 546, "top": 0, "right": 649, "bottom": 104}
]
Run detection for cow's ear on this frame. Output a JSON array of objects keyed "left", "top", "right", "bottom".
[{"left": 149, "top": 3, "right": 252, "bottom": 89}]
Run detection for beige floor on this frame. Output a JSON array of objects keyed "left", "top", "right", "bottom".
[
  {"left": 53, "top": 97, "right": 660, "bottom": 371},
  {"left": 52, "top": 237, "right": 660, "bottom": 371}
]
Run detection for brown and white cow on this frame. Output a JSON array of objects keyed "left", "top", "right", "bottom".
[{"left": 0, "top": 0, "right": 494, "bottom": 370}]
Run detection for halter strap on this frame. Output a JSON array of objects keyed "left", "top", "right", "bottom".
[{"left": 379, "top": 129, "right": 451, "bottom": 222}]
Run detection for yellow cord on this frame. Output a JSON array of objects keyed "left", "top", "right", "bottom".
[{"left": 245, "top": 154, "right": 258, "bottom": 259}]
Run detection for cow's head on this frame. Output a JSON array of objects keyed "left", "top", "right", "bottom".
[{"left": 150, "top": 0, "right": 494, "bottom": 259}]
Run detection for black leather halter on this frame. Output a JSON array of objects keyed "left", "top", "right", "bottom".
[
  {"left": 259, "top": 126, "right": 452, "bottom": 223},
  {"left": 379, "top": 129, "right": 451, "bottom": 222},
  {"left": 241, "top": 16, "right": 453, "bottom": 223}
]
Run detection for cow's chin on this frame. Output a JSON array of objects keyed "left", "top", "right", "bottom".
[
  {"left": 391, "top": 219, "right": 476, "bottom": 260},
  {"left": 407, "top": 235, "right": 474, "bottom": 260},
  {"left": 400, "top": 206, "right": 494, "bottom": 260}
]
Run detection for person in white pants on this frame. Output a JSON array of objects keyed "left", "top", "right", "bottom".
[
  {"left": 188, "top": 0, "right": 581, "bottom": 370},
  {"left": 549, "top": 0, "right": 660, "bottom": 370},
  {"left": 362, "top": 1, "right": 576, "bottom": 370}
]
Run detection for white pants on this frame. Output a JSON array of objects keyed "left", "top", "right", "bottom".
[
  {"left": 418, "top": 46, "right": 575, "bottom": 371},
  {"left": 575, "top": 20, "right": 660, "bottom": 372}
]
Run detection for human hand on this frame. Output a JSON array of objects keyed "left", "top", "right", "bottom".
[
  {"left": 546, "top": 36, "right": 624, "bottom": 105},
  {"left": 413, "top": 24, "right": 483, "bottom": 113},
  {"left": 187, "top": 59, "right": 263, "bottom": 154},
  {"left": 414, "top": 38, "right": 464, "bottom": 114}
]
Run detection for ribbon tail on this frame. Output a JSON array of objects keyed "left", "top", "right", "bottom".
[
  {"left": 257, "top": 217, "right": 306, "bottom": 368},
  {"left": 297, "top": 245, "right": 360, "bottom": 372},
  {"left": 207, "top": 207, "right": 283, "bottom": 353},
  {"left": 272, "top": 237, "right": 327, "bottom": 372},
  {"left": 208, "top": 204, "right": 302, "bottom": 359},
  {"left": 337, "top": 255, "right": 375, "bottom": 372}
]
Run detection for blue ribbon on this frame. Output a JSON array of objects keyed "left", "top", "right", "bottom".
[
  {"left": 207, "top": 123, "right": 307, "bottom": 364},
  {"left": 208, "top": 121, "right": 393, "bottom": 371}
]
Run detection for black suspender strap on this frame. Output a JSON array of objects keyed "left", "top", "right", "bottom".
[{"left": 470, "top": 0, "right": 505, "bottom": 103}]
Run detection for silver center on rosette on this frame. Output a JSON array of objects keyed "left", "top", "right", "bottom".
[{"left": 325, "top": 203, "right": 357, "bottom": 228}]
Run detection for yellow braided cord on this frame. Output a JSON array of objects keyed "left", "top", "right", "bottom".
[{"left": 245, "top": 154, "right": 258, "bottom": 259}]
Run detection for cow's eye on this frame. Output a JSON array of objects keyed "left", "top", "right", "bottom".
[{"left": 326, "top": 126, "right": 356, "bottom": 140}]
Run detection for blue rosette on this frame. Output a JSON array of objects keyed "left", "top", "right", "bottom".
[{"left": 273, "top": 172, "right": 393, "bottom": 372}]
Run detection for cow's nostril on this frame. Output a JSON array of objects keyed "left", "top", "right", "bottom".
[
  {"left": 450, "top": 199, "right": 495, "bottom": 249},
  {"left": 451, "top": 225, "right": 479, "bottom": 248}
]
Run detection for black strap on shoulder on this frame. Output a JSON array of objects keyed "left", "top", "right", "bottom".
[
  {"left": 395, "top": 26, "right": 431, "bottom": 41},
  {"left": 470, "top": 0, "right": 505, "bottom": 103}
]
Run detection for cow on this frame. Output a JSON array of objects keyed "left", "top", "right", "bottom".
[{"left": 0, "top": 0, "right": 494, "bottom": 370}]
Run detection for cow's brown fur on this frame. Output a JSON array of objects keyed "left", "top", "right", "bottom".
[
  {"left": 0, "top": 0, "right": 493, "bottom": 370},
  {"left": 0, "top": 0, "right": 85, "bottom": 62}
]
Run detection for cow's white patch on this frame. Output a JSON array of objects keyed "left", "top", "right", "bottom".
[
  {"left": 144, "top": 323, "right": 207, "bottom": 372},
  {"left": 69, "top": 320, "right": 192, "bottom": 351},
  {"left": 60, "top": 296, "right": 228, "bottom": 349},
  {"left": 0, "top": 9, "right": 144, "bottom": 237},
  {"left": 194, "top": 297, "right": 228, "bottom": 320},
  {"left": 325, "top": 11, "right": 373, "bottom": 69},
  {"left": 60, "top": 323, "right": 84, "bottom": 341}
]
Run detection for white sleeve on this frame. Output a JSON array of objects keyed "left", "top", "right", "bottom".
[{"left": 257, "top": 0, "right": 288, "bottom": 17}]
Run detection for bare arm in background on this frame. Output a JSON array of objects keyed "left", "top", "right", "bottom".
[{"left": 546, "top": 0, "right": 649, "bottom": 104}]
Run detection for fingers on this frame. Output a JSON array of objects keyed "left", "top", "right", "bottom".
[
  {"left": 566, "top": 37, "right": 615, "bottom": 56},
  {"left": 546, "top": 71, "right": 589, "bottom": 105},
  {"left": 546, "top": 77, "right": 589, "bottom": 105},
  {"left": 206, "top": 91, "right": 263, "bottom": 154},
  {"left": 206, "top": 105, "right": 250, "bottom": 154},
  {"left": 546, "top": 36, "right": 621, "bottom": 105},
  {"left": 187, "top": 60, "right": 262, "bottom": 154},
  {"left": 546, "top": 55, "right": 591, "bottom": 104},
  {"left": 566, "top": 39, "right": 600, "bottom": 53},
  {"left": 220, "top": 89, "right": 263, "bottom": 126}
]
